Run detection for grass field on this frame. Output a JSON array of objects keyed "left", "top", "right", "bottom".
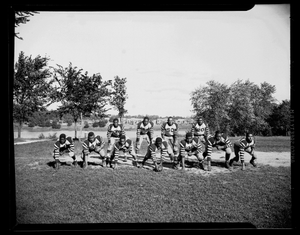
[{"left": 13, "top": 137, "right": 292, "bottom": 228}]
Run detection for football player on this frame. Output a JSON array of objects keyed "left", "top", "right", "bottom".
[
  {"left": 176, "top": 132, "right": 203, "bottom": 170},
  {"left": 141, "top": 137, "right": 168, "bottom": 172},
  {"left": 203, "top": 131, "right": 232, "bottom": 171},
  {"left": 135, "top": 116, "right": 154, "bottom": 155},
  {"left": 161, "top": 116, "right": 179, "bottom": 166},
  {"left": 53, "top": 133, "right": 76, "bottom": 169},
  {"left": 191, "top": 117, "right": 210, "bottom": 144},
  {"left": 82, "top": 132, "right": 106, "bottom": 169},
  {"left": 106, "top": 118, "right": 125, "bottom": 159},
  {"left": 109, "top": 135, "right": 139, "bottom": 169},
  {"left": 230, "top": 132, "right": 257, "bottom": 170}
]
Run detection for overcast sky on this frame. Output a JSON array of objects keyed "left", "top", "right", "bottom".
[{"left": 14, "top": 4, "right": 290, "bottom": 117}]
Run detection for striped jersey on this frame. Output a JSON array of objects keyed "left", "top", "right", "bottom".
[
  {"left": 82, "top": 135, "right": 105, "bottom": 152},
  {"left": 179, "top": 138, "right": 202, "bottom": 155},
  {"left": 237, "top": 138, "right": 255, "bottom": 150},
  {"left": 205, "top": 135, "right": 232, "bottom": 157},
  {"left": 148, "top": 141, "right": 169, "bottom": 160},
  {"left": 235, "top": 137, "right": 256, "bottom": 160},
  {"left": 113, "top": 139, "right": 134, "bottom": 157},
  {"left": 53, "top": 137, "right": 74, "bottom": 157},
  {"left": 161, "top": 122, "right": 178, "bottom": 137},
  {"left": 191, "top": 122, "right": 209, "bottom": 137},
  {"left": 136, "top": 121, "right": 154, "bottom": 139},
  {"left": 107, "top": 124, "right": 125, "bottom": 140}
]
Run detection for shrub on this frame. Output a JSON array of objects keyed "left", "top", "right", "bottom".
[
  {"left": 47, "top": 133, "right": 57, "bottom": 140},
  {"left": 45, "top": 120, "right": 52, "bottom": 127},
  {"left": 83, "top": 121, "right": 89, "bottom": 128},
  {"left": 67, "top": 120, "right": 73, "bottom": 126},
  {"left": 98, "top": 119, "right": 108, "bottom": 127},
  {"left": 51, "top": 121, "right": 61, "bottom": 129},
  {"left": 38, "top": 133, "right": 45, "bottom": 139},
  {"left": 92, "top": 122, "right": 99, "bottom": 128},
  {"left": 28, "top": 122, "right": 35, "bottom": 127}
]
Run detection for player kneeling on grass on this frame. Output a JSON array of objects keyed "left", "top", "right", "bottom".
[
  {"left": 176, "top": 132, "right": 203, "bottom": 171},
  {"left": 82, "top": 132, "right": 106, "bottom": 169},
  {"left": 141, "top": 137, "right": 168, "bottom": 172},
  {"left": 109, "top": 135, "right": 139, "bottom": 169},
  {"left": 230, "top": 132, "right": 257, "bottom": 170},
  {"left": 53, "top": 134, "right": 77, "bottom": 169},
  {"left": 203, "top": 131, "right": 232, "bottom": 171}
]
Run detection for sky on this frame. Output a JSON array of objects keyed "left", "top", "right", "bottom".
[{"left": 14, "top": 4, "right": 290, "bottom": 117}]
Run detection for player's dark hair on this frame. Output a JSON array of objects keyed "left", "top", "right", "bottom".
[
  {"left": 215, "top": 130, "right": 221, "bottom": 136},
  {"left": 186, "top": 132, "right": 192, "bottom": 138},
  {"left": 113, "top": 118, "right": 119, "bottom": 123},
  {"left": 120, "top": 135, "right": 126, "bottom": 140},
  {"left": 143, "top": 116, "right": 149, "bottom": 121},
  {"left": 155, "top": 137, "right": 162, "bottom": 144},
  {"left": 59, "top": 134, "right": 66, "bottom": 139},
  {"left": 88, "top": 132, "right": 95, "bottom": 137},
  {"left": 246, "top": 132, "right": 253, "bottom": 137}
]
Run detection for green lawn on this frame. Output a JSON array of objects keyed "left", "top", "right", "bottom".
[{"left": 14, "top": 138, "right": 292, "bottom": 227}]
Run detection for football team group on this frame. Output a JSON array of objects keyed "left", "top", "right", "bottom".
[{"left": 53, "top": 116, "right": 258, "bottom": 172}]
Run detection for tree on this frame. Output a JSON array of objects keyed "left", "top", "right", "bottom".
[
  {"left": 190, "top": 80, "right": 231, "bottom": 133},
  {"left": 267, "top": 100, "right": 290, "bottom": 136},
  {"left": 53, "top": 63, "right": 112, "bottom": 139},
  {"left": 15, "top": 11, "right": 39, "bottom": 40},
  {"left": 110, "top": 76, "right": 128, "bottom": 124},
  {"left": 13, "top": 51, "right": 53, "bottom": 138}
]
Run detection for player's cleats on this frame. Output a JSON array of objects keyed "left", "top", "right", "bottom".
[
  {"left": 229, "top": 159, "right": 235, "bottom": 167},
  {"left": 225, "top": 160, "right": 231, "bottom": 169},
  {"left": 250, "top": 159, "right": 257, "bottom": 167},
  {"left": 54, "top": 159, "right": 60, "bottom": 169},
  {"left": 207, "top": 161, "right": 211, "bottom": 171},
  {"left": 73, "top": 160, "right": 78, "bottom": 167},
  {"left": 241, "top": 162, "right": 246, "bottom": 170},
  {"left": 102, "top": 158, "right": 107, "bottom": 167}
]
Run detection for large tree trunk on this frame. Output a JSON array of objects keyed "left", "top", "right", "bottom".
[{"left": 18, "top": 120, "right": 22, "bottom": 138}]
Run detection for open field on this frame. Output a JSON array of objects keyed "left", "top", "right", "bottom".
[{"left": 13, "top": 137, "right": 292, "bottom": 228}]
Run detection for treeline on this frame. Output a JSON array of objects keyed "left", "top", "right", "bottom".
[
  {"left": 13, "top": 51, "right": 128, "bottom": 138},
  {"left": 190, "top": 80, "right": 290, "bottom": 136}
]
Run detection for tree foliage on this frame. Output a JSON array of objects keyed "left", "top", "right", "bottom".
[
  {"left": 13, "top": 51, "right": 53, "bottom": 137},
  {"left": 110, "top": 76, "right": 128, "bottom": 124},
  {"left": 267, "top": 100, "right": 290, "bottom": 136},
  {"left": 190, "top": 79, "right": 280, "bottom": 136},
  {"left": 15, "top": 11, "right": 39, "bottom": 40},
  {"left": 53, "top": 63, "right": 112, "bottom": 138}
]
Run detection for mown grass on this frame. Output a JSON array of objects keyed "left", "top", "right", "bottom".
[{"left": 14, "top": 139, "right": 292, "bottom": 227}]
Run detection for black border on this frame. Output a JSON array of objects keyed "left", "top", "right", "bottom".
[{"left": 6, "top": 2, "right": 295, "bottom": 233}]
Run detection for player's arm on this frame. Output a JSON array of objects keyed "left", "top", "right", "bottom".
[
  {"left": 120, "top": 124, "right": 125, "bottom": 136},
  {"left": 66, "top": 137, "right": 75, "bottom": 153},
  {"left": 149, "top": 121, "right": 154, "bottom": 141},
  {"left": 53, "top": 141, "right": 60, "bottom": 158},
  {"left": 173, "top": 123, "right": 179, "bottom": 143},
  {"left": 161, "top": 123, "right": 166, "bottom": 139},
  {"left": 82, "top": 140, "right": 89, "bottom": 155},
  {"left": 136, "top": 122, "right": 141, "bottom": 142},
  {"left": 179, "top": 140, "right": 187, "bottom": 157},
  {"left": 107, "top": 124, "right": 112, "bottom": 143},
  {"left": 96, "top": 136, "right": 105, "bottom": 150}
]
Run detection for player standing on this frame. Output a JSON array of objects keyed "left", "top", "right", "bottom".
[
  {"left": 53, "top": 133, "right": 77, "bottom": 169},
  {"left": 141, "top": 137, "right": 168, "bottom": 172},
  {"left": 109, "top": 135, "right": 139, "bottom": 169},
  {"left": 135, "top": 116, "right": 154, "bottom": 155},
  {"left": 191, "top": 117, "right": 210, "bottom": 144},
  {"left": 82, "top": 132, "right": 106, "bottom": 169},
  {"left": 176, "top": 132, "right": 203, "bottom": 170},
  {"left": 203, "top": 131, "right": 232, "bottom": 171},
  {"left": 161, "top": 116, "right": 179, "bottom": 167},
  {"left": 106, "top": 118, "right": 125, "bottom": 159},
  {"left": 230, "top": 132, "right": 257, "bottom": 170}
]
